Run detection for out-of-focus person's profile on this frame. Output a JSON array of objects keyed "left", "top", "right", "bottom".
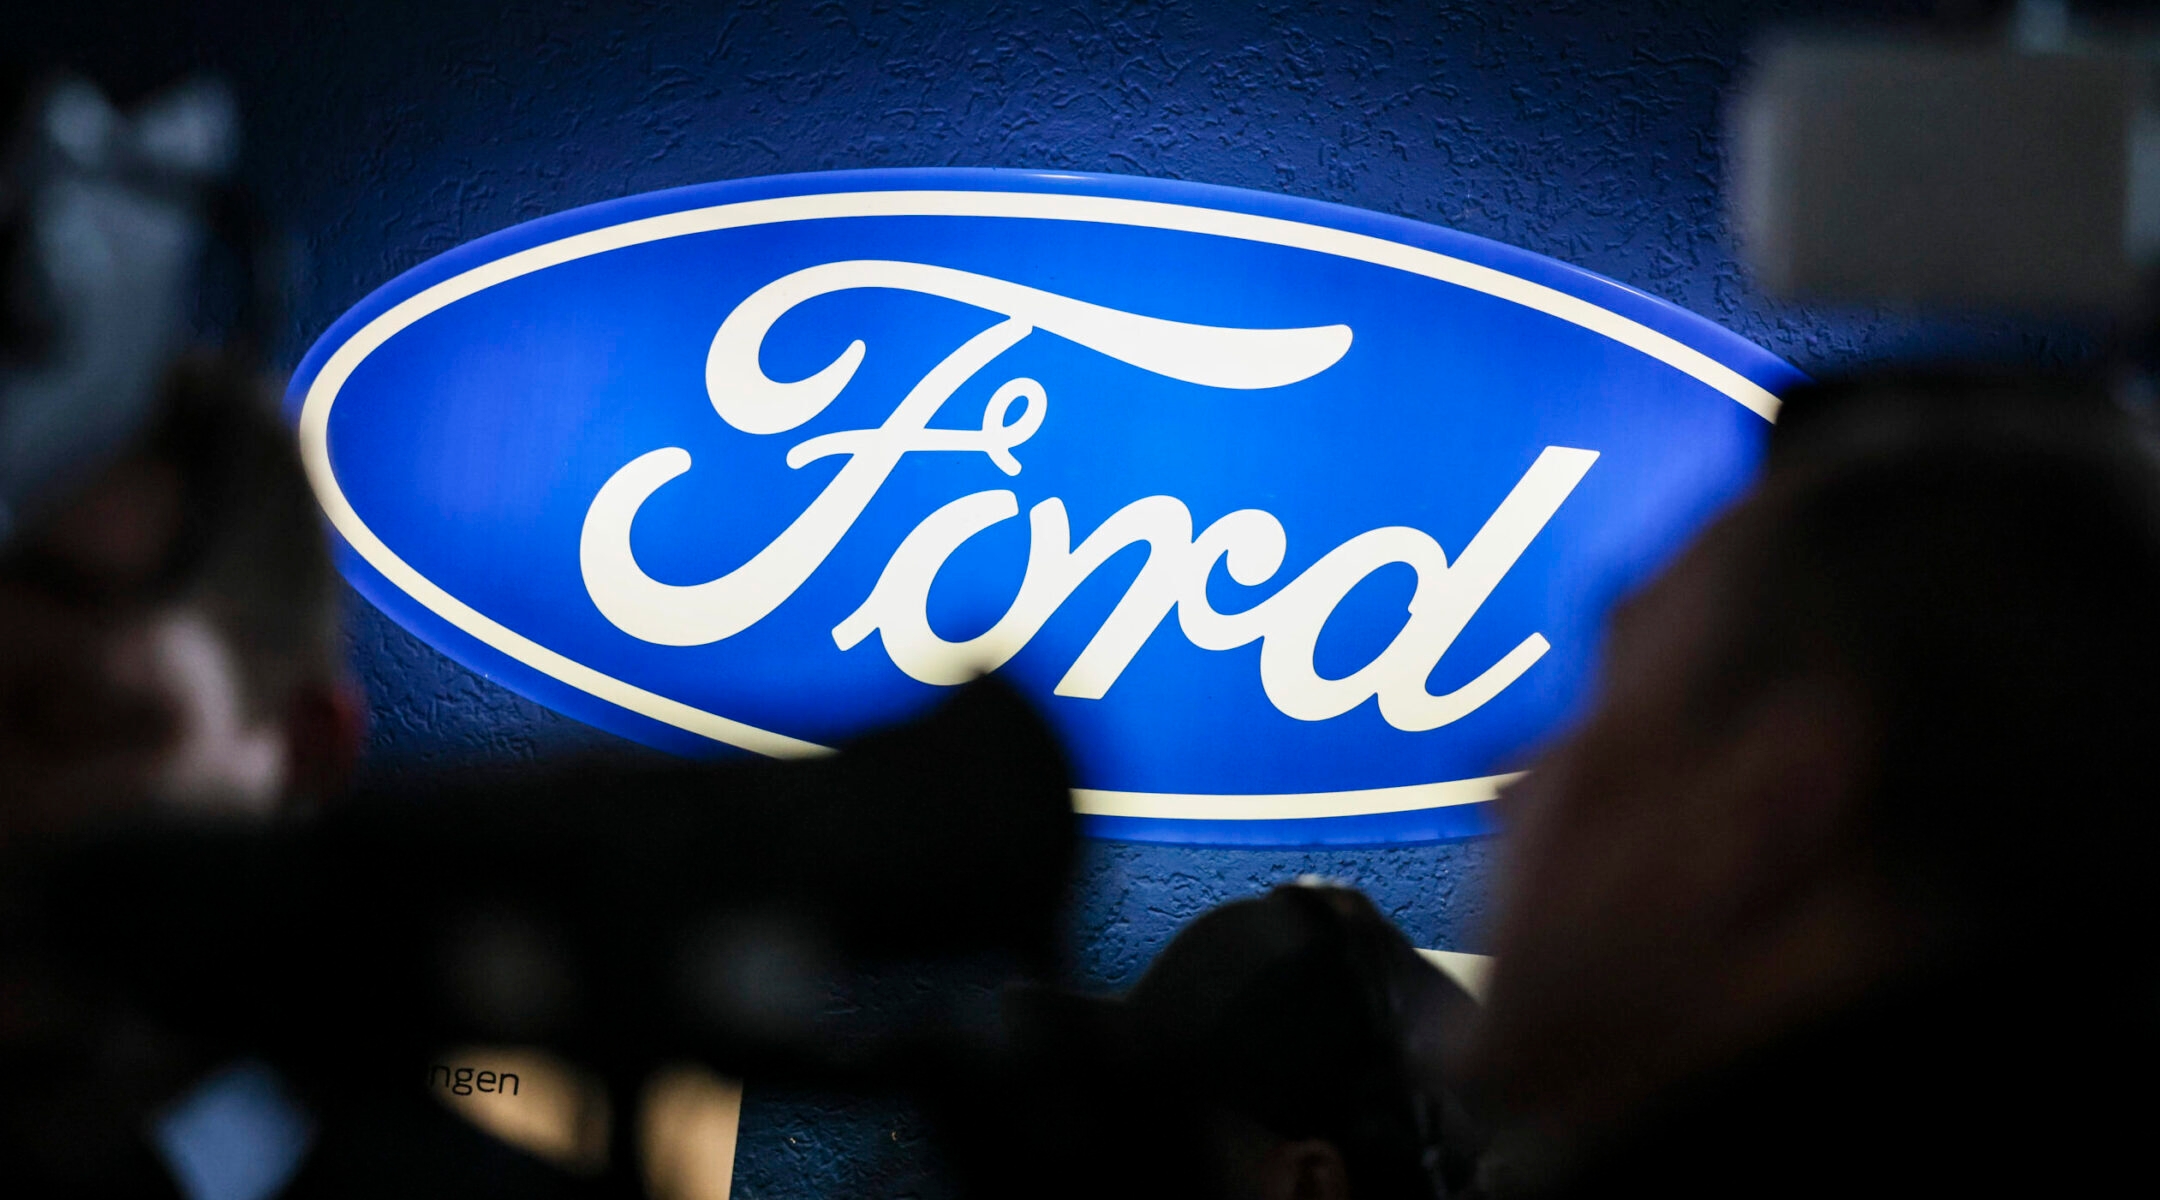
[{"left": 1467, "top": 373, "right": 2160, "bottom": 1197}]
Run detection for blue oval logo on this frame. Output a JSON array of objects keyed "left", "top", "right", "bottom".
[{"left": 292, "top": 169, "right": 1797, "bottom": 845}]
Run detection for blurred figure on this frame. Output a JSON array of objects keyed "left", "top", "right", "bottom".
[
  {"left": 992, "top": 882, "right": 1482, "bottom": 1200},
  {"left": 1468, "top": 374, "right": 2160, "bottom": 1197},
  {"left": 0, "top": 63, "right": 369, "bottom": 1199},
  {"left": 0, "top": 344, "right": 389, "bottom": 1200},
  {"left": 0, "top": 59, "right": 353, "bottom": 835},
  {"left": 0, "top": 354, "right": 356, "bottom": 837},
  {"left": 0, "top": 355, "right": 596, "bottom": 1200}
]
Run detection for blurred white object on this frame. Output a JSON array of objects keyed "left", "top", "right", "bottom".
[
  {"left": 1732, "top": 30, "right": 2160, "bottom": 312},
  {"left": 1417, "top": 948, "right": 1493, "bottom": 1000}
]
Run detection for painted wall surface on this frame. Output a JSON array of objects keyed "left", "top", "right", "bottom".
[{"left": 29, "top": 3, "right": 2086, "bottom": 1195}]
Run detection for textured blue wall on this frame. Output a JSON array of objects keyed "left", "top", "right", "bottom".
[{"left": 31, "top": 2, "right": 2084, "bottom": 1195}]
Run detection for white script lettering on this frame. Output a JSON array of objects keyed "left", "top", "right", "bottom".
[{"left": 580, "top": 260, "right": 1596, "bottom": 730}]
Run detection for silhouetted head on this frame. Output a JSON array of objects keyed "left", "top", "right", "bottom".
[
  {"left": 1474, "top": 371, "right": 2160, "bottom": 1159},
  {"left": 1001, "top": 882, "right": 1479, "bottom": 1200},
  {"left": 0, "top": 65, "right": 351, "bottom": 834}
]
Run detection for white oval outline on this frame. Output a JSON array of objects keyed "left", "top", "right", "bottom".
[{"left": 298, "top": 187, "right": 1779, "bottom": 821}]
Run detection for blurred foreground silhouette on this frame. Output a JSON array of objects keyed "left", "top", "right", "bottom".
[{"left": 1467, "top": 374, "right": 2160, "bottom": 1197}]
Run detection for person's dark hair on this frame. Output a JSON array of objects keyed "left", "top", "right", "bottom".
[
  {"left": 1119, "top": 884, "right": 1480, "bottom": 1198},
  {"left": 1708, "top": 372, "right": 2160, "bottom": 960},
  {"left": 149, "top": 353, "right": 340, "bottom": 719}
]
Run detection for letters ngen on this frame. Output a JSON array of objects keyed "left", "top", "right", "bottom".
[{"left": 581, "top": 261, "right": 1595, "bottom": 732}]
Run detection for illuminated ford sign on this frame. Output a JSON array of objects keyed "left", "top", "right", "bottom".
[{"left": 293, "top": 169, "right": 1796, "bottom": 845}]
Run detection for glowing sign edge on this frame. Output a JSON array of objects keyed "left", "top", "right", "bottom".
[{"left": 297, "top": 182, "right": 1780, "bottom": 828}]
